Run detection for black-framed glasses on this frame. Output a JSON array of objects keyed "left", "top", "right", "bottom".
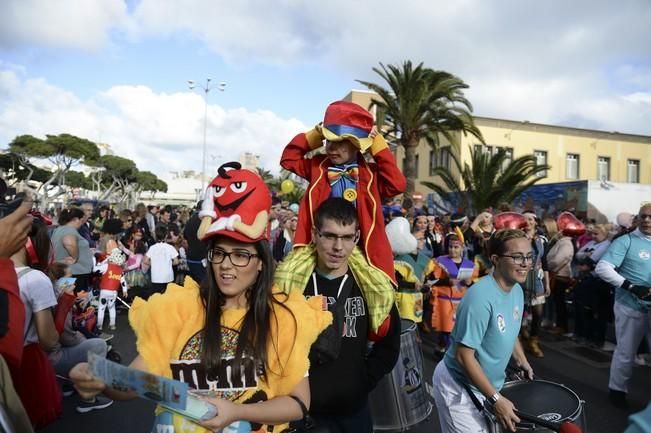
[
  {"left": 207, "top": 248, "right": 259, "bottom": 267},
  {"left": 499, "top": 254, "right": 535, "bottom": 265},
  {"left": 315, "top": 229, "right": 358, "bottom": 244}
]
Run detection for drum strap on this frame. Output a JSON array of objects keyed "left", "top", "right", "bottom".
[{"left": 462, "top": 383, "right": 485, "bottom": 413}]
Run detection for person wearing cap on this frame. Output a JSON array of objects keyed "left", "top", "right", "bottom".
[
  {"left": 595, "top": 203, "right": 651, "bottom": 409},
  {"left": 70, "top": 162, "right": 331, "bottom": 433},
  {"left": 430, "top": 233, "right": 478, "bottom": 354},
  {"left": 279, "top": 100, "right": 405, "bottom": 341},
  {"left": 280, "top": 100, "right": 406, "bottom": 286}
]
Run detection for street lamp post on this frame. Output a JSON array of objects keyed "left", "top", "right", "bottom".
[{"left": 188, "top": 78, "right": 226, "bottom": 192}]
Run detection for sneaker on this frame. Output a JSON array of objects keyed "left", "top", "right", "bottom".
[
  {"left": 109, "top": 324, "right": 117, "bottom": 331},
  {"left": 62, "top": 383, "right": 75, "bottom": 397},
  {"left": 635, "top": 354, "right": 651, "bottom": 367},
  {"left": 601, "top": 342, "right": 616, "bottom": 352},
  {"left": 609, "top": 389, "right": 628, "bottom": 409},
  {"left": 76, "top": 396, "right": 114, "bottom": 413}
]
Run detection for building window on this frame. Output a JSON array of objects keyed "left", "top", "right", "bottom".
[
  {"left": 566, "top": 154, "right": 579, "bottom": 179},
  {"left": 534, "top": 150, "right": 548, "bottom": 177},
  {"left": 597, "top": 156, "right": 610, "bottom": 181},
  {"left": 429, "top": 149, "right": 450, "bottom": 175},
  {"left": 627, "top": 159, "right": 640, "bottom": 183},
  {"left": 502, "top": 147, "right": 513, "bottom": 172}
]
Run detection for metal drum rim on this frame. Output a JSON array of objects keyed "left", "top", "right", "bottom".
[
  {"left": 399, "top": 319, "right": 417, "bottom": 335},
  {"left": 501, "top": 379, "right": 584, "bottom": 422}
]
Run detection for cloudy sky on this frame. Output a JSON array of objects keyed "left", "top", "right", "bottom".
[{"left": 1, "top": 0, "right": 650, "bottom": 184}]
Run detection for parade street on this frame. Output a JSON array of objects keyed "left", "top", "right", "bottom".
[{"left": 43, "top": 308, "right": 650, "bottom": 433}]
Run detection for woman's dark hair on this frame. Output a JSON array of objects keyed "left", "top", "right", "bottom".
[
  {"left": 133, "top": 240, "right": 147, "bottom": 255},
  {"left": 102, "top": 218, "right": 123, "bottom": 235},
  {"left": 28, "top": 222, "right": 51, "bottom": 272},
  {"left": 59, "top": 207, "right": 85, "bottom": 225},
  {"left": 199, "top": 237, "right": 294, "bottom": 379},
  {"left": 48, "top": 262, "right": 68, "bottom": 282}
]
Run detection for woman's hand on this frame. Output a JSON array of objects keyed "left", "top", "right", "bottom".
[
  {"left": 70, "top": 362, "right": 106, "bottom": 400},
  {"left": 199, "top": 397, "right": 242, "bottom": 432}
]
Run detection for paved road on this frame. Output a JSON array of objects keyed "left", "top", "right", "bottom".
[{"left": 43, "top": 309, "right": 650, "bottom": 433}]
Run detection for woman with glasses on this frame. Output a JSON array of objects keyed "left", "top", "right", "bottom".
[
  {"left": 432, "top": 229, "right": 534, "bottom": 433},
  {"left": 69, "top": 164, "right": 330, "bottom": 433}
]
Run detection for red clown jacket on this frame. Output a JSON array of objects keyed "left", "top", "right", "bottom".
[{"left": 281, "top": 128, "right": 406, "bottom": 285}]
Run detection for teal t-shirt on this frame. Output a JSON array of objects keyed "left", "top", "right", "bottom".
[
  {"left": 444, "top": 274, "right": 524, "bottom": 392},
  {"left": 624, "top": 402, "right": 651, "bottom": 433},
  {"left": 600, "top": 230, "right": 651, "bottom": 312}
]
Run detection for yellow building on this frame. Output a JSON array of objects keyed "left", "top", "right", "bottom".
[{"left": 344, "top": 89, "right": 651, "bottom": 196}]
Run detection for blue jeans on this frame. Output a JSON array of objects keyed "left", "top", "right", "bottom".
[{"left": 52, "top": 338, "right": 107, "bottom": 377}]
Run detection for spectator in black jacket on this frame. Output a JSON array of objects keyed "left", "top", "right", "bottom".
[
  {"left": 183, "top": 201, "right": 208, "bottom": 284},
  {"left": 303, "top": 198, "right": 400, "bottom": 433}
]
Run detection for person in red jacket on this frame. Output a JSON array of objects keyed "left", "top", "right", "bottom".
[
  {"left": 0, "top": 199, "right": 33, "bottom": 376},
  {"left": 280, "top": 100, "right": 406, "bottom": 286}
]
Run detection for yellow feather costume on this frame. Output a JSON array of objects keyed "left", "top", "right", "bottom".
[{"left": 129, "top": 277, "right": 332, "bottom": 433}]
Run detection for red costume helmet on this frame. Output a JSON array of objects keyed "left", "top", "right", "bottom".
[
  {"left": 493, "top": 212, "right": 527, "bottom": 230},
  {"left": 557, "top": 211, "right": 586, "bottom": 237}
]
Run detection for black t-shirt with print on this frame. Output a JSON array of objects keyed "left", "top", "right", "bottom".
[{"left": 306, "top": 270, "right": 400, "bottom": 417}]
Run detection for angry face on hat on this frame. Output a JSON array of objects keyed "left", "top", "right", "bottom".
[{"left": 199, "top": 162, "right": 272, "bottom": 243}]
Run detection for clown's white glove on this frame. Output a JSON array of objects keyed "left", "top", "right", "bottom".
[
  {"left": 226, "top": 214, "right": 241, "bottom": 231},
  {"left": 199, "top": 186, "right": 217, "bottom": 219}
]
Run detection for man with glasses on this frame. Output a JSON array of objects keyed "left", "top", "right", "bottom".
[
  {"left": 432, "top": 228, "right": 534, "bottom": 433},
  {"left": 281, "top": 198, "right": 400, "bottom": 433},
  {"left": 596, "top": 203, "right": 651, "bottom": 409}
]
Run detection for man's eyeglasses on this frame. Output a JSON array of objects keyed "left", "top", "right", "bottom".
[
  {"left": 499, "top": 254, "right": 535, "bottom": 265},
  {"left": 315, "top": 229, "right": 358, "bottom": 244},
  {"left": 207, "top": 248, "right": 259, "bottom": 267},
  {"left": 639, "top": 214, "right": 651, "bottom": 220}
]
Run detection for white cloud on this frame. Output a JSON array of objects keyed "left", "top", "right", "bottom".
[
  {"left": 0, "top": 69, "right": 305, "bottom": 181},
  {"left": 1, "top": 0, "right": 650, "bottom": 135},
  {"left": 0, "top": 0, "right": 131, "bottom": 50}
]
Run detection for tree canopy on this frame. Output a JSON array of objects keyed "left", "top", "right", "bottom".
[
  {"left": 357, "top": 61, "right": 483, "bottom": 211},
  {"left": 3, "top": 133, "right": 166, "bottom": 208},
  {"left": 422, "top": 145, "right": 550, "bottom": 215}
]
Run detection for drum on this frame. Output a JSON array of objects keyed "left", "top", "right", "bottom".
[
  {"left": 485, "top": 380, "right": 587, "bottom": 433},
  {"left": 369, "top": 319, "right": 432, "bottom": 431}
]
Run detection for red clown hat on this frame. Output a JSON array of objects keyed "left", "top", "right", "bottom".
[{"left": 321, "top": 101, "right": 374, "bottom": 152}]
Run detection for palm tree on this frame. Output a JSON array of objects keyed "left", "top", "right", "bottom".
[
  {"left": 422, "top": 145, "right": 550, "bottom": 215},
  {"left": 257, "top": 167, "right": 277, "bottom": 191},
  {"left": 357, "top": 61, "right": 484, "bottom": 210}
]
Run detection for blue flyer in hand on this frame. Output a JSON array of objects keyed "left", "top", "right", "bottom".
[{"left": 88, "top": 352, "right": 187, "bottom": 410}]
